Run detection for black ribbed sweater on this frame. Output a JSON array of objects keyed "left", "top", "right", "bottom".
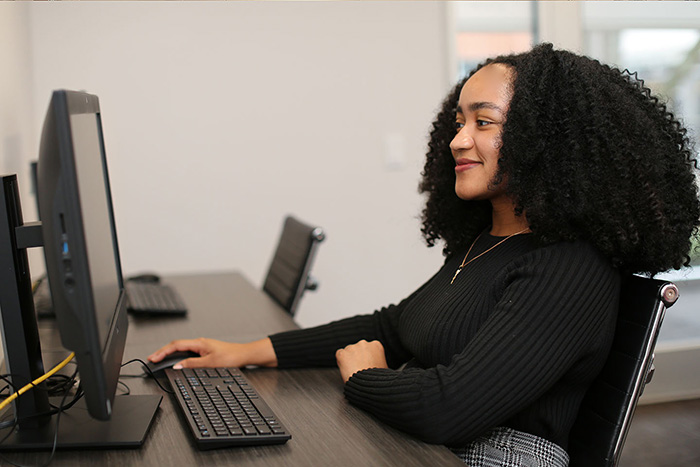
[{"left": 269, "top": 233, "right": 620, "bottom": 449}]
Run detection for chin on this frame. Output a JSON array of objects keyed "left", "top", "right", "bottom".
[{"left": 455, "top": 186, "right": 484, "bottom": 201}]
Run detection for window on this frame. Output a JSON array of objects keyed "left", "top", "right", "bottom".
[
  {"left": 583, "top": 6, "right": 700, "bottom": 271},
  {"left": 451, "top": 2, "right": 535, "bottom": 80}
]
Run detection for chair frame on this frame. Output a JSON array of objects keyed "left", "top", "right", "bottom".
[
  {"left": 286, "top": 225, "right": 324, "bottom": 316},
  {"left": 568, "top": 275, "right": 678, "bottom": 467},
  {"left": 610, "top": 280, "right": 678, "bottom": 464},
  {"left": 262, "top": 215, "right": 324, "bottom": 316}
]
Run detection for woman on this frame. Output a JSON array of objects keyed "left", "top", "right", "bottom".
[{"left": 149, "top": 44, "right": 700, "bottom": 466}]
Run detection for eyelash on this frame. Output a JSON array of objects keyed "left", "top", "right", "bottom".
[{"left": 455, "top": 120, "right": 491, "bottom": 131}]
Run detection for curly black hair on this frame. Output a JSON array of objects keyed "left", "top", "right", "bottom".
[{"left": 419, "top": 43, "right": 700, "bottom": 275}]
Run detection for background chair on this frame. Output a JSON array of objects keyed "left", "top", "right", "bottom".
[
  {"left": 262, "top": 215, "right": 325, "bottom": 316},
  {"left": 568, "top": 275, "right": 679, "bottom": 467}
]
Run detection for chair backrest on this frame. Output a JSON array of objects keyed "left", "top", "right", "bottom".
[
  {"left": 568, "top": 275, "right": 678, "bottom": 467},
  {"left": 262, "top": 215, "right": 325, "bottom": 316}
]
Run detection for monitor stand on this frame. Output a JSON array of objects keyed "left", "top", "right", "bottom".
[{"left": 0, "top": 394, "right": 162, "bottom": 450}]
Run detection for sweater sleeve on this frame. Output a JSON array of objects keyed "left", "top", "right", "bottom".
[
  {"left": 269, "top": 269, "right": 441, "bottom": 368},
  {"left": 343, "top": 243, "right": 619, "bottom": 447},
  {"left": 269, "top": 304, "right": 410, "bottom": 368}
]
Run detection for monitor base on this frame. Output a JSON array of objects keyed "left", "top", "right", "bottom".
[{"left": 0, "top": 394, "right": 162, "bottom": 450}]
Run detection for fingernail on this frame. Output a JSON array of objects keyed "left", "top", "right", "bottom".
[{"left": 173, "top": 363, "right": 182, "bottom": 370}]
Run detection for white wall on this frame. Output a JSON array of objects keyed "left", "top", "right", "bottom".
[
  {"left": 0, "top": 3, "right": 42, "bottom": 270},
  {"left": 538, "top": 1, "right": 582, "bottom": 52},
  {"left": 25, "top": 2, "right": 450, "bottom": 328},
  {"left": 0, "top": 4, "right": 32, "bottom": 180}
]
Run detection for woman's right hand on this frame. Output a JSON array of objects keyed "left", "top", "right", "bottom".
[{"left": 147, "top": 337, "right": 278, "bottom": 369}]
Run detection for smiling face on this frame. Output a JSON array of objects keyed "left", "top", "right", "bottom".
[{"left": 451, "top": 63, "right": 514, "bottom": 203}]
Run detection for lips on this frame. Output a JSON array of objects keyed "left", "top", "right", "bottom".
[{"left": 455, "top": 158, "right": 481, "bottom": 172}]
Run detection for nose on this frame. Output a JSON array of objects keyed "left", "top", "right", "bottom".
[{"left": 450, "top": 126, "right": 474, "bottom": 153}]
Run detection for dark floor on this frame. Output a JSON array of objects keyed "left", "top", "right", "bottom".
[{"left": 618, "top": 398, "right": 700, "bottom": 467}]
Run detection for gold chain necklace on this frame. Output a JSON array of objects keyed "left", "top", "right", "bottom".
[{"left": 450, "top": 227, "right": 530, "bottom": 284}]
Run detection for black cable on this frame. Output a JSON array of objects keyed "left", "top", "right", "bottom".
[
  {"left": 0, "top": 375, "right": 20, "bottom": 398},
  {"left": 0, "top": 404, "right": 17, "bottom": 432},
  {"left": 0, "top": 358, "right": 173, "bottom": 465},
  {"left": 0, "top": 376, "right": 21, "bottom": 433},
  {"left": 44, "top": 375, "right": 74, "bottom": 397},
  {"left": 0, "top": 415, "right": 19, "bottom": 461},
  {"left": 0, "top": 374, "right": 25, "bottom": 395},
  {"left": 40, "top": 371, "right": 75, "bottom": 467},
  {"left": 0, "top": 421, "right": 15, "bottom": 430},
  {"left": 0, "top": 375, "right": 20, "bottom": 434},
  {"left": 0, "top": 370, "right": 81, "bottom": 416},
  {"left": 0, "top": 383, "right": 82, "bottom": 431},
  {"left": 120, "top": 358, "right": 175, "bottom": 395},
  {"left": 0, "top": 369, "right": 79, "bottom": 467},
  {"left": 48, "top": 385, "right": 83, "bottom": 413},
  {"left": 117, "top": 380, "right": 131, "bottom": 397},
  {"left": 0, "top": 368, "right": 74, "bottom": 405}
]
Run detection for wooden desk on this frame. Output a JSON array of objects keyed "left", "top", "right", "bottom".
[{"left": 9, "top": 272, "right": 462, "bottom": 466}]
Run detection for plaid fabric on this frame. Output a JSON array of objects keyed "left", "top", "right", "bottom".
[{"left": 450, "top": 427, "right": 569, "bottom": 467}]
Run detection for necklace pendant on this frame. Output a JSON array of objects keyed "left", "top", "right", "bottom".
[
  {"left": 449, "top": 227, "right": 529, "bottom": 286},
  {"left": 451, "top": 268, "right": 462, "bottom": 285}
]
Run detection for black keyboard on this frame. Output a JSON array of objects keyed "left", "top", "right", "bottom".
[
  {"left": 126, "top": 282, "right": 187, "bottom": 316},
  {"left": 165, "top": 367, "right": 291, "bottom": 450}
]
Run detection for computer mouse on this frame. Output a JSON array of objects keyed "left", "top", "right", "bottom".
[
  {"left": 127, "top": 273, "right": 161, "bottom": 284},
  {"left": 146, "top": 350, "right": 199, "bottom": 376}
]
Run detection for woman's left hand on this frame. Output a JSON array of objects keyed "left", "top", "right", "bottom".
[{"left": 335, "top": 339, "right": 389, "bottom": 383}]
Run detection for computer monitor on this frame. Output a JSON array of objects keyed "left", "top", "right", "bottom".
[
  {"left": 38, "top": 89, "right": 130, "bottom": 420},
  {"left": 0, "top": 90, "right": 161, "bottom": 449}
]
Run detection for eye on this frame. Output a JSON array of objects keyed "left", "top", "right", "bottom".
[
  {"left": 455, "top": 121, "right": 465, "bottom": 132},
  {"left": 476, "top": 119, "right": 492, "bottom": 127}
]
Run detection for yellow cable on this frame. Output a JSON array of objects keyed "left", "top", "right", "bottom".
[{"left": 0, "top": 352, "right": 76, "bottom": 412}]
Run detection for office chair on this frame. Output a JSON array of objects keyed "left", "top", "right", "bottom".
[
  {"left": 262, "top": 215, "right": 325, "bottom": 316},
  {"left": 568, "top": 274, "right": 679, "bottom": 467}
]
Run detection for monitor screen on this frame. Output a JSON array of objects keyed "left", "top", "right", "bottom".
[{"left": 69, "top": 113, "right": 121, "bottom": 346}]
